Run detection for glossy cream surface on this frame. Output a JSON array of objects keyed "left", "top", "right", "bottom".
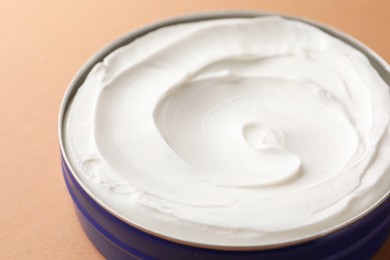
[{"left": 64, "top": 16, "right": 390, "bottom": 246}]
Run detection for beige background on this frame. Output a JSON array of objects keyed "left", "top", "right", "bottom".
[{"left": 0, "top": 0, "right": 389, "bottom": 259}]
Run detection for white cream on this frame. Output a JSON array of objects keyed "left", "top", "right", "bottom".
[{"left": 64, "top": 16, "right": 390, "bottom": 247}]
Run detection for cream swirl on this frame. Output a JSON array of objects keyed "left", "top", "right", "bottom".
[{"left": 64, "top": 16, "right": 390, "bottom": 246}]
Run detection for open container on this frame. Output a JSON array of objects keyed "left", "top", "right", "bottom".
[{"left": 59, "top": 11, "right": 390, "bottom": 259}]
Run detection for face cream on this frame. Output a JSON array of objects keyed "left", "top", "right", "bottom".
[{"left": 63, "top": 16, "right": 390, "bottom": 247}]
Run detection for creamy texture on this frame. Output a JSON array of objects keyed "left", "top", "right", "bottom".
[{"left": 64, "top": 16, "right": 390, "bottom": 246}]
